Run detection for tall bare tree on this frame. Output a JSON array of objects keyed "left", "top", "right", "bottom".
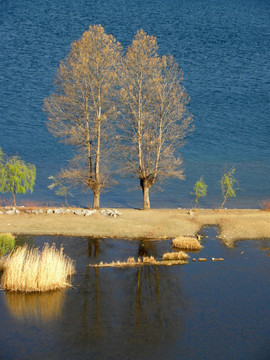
[
  {"left": 119, "top": 30, "right": 194, "bottom": 209},
  {"left": 44, "top": 25, "right": 122, "bottom": 209}
]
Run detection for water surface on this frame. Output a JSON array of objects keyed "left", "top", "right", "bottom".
[
  {"left": 0, "top": 0, "right": 269, "bottom": 208},
  {"left": 0, "top": 229, "right": 270, "bottom": 359}
]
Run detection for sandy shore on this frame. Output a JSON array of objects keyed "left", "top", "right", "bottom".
[{"left": 0, "top": 208, "right": 270, "bottom": 247}]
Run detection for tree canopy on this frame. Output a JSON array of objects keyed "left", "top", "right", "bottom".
[
  {"left": 119, "top": 30, "right": 194, "bottom": 209},
  {"left": 44, "top": 25, "right": 122, "bottom": 209},
  {"left": 0, "top": 148, "right": 36, "bottom": 207},
  {"left": 220, "top": 167, "right": 239, "bottom": 209}
]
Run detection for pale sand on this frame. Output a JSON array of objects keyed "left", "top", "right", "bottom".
[{"left": 0, "top": 208, "right": 270, "bottom": 247}]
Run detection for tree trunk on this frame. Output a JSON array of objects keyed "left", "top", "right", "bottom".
[
  {"left": 13, "top": 193, "right": 16, "bottom": 207},
  {"left": 142, "top": 182, "right": 150, "bottom": 210},
  {"left": 221, "top": 197, "right": 226, "bottom": 210},
  {"left": 93, "top": 188, "right": 100, "bottom": 209},
  {"left": 194, "top": 196, "right": 198, "bottom": 209}
]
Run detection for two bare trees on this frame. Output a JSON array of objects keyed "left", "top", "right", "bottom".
[{"left": 44, "top": 26, "right": 193, "bottom": 209}]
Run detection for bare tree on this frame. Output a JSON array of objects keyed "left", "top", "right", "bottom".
[
  {"left": 119, "top": 30, "right": 194, "bottom": 209},
  {"left": 44, "top": 25, "right": 122, "bottom": 209}
]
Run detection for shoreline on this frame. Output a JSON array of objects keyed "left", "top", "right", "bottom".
[{"left": 0, "top": 207, "right": 270, "bottom": 247}]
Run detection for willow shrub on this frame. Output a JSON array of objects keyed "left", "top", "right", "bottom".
[
  {"left": 1, "top": 243, "right": 75, "bottom": 292},
  {"left": 0, "top": 233, "right": 16, "bottom": 256}
]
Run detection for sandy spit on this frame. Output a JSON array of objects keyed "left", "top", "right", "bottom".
[{"left": 0, "top": 208, "right": 270, "bottom": 247}]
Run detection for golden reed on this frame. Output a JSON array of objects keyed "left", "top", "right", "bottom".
[
  {"left": 172, "top": 236, "right": 203, "bottom": 251},
  {"left": 1, "top": 243, "right": 75, "bottom": 292},
  {"left": 162, "top": 251, "right": 190, "bottom": 261}
]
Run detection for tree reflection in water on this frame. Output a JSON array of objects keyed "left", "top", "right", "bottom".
[{"left": 60, "top": 238, "right": 189, "bottom": 358}]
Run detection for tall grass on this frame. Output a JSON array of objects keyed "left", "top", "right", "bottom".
[
  {"left": 1, "top": 243, "right": 75, "bottom": 292},
  {"left": 172, "top": 236, "right": 203, "bottom": 251},
  {"left": 0, "top": 233, "right": 16, "bottom": 256}
]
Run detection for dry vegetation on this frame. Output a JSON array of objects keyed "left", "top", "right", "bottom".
[
  {"left": 262, "top": 200, "right": 270, "bottom": 211},
  {"left": 172, "top": 236, "right": 203, "bottom": 251},
  {"left": 89, "top": 255, "right": 189, "bottom": 268},
  {"left": 162, "top": 251, "right": 190, "bottom": 261},
  {"left": 0, "top": 243, "right": 75, "bottom": 292}
]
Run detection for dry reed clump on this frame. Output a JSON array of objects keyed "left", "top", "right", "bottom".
[
  {"left": 142, "top": 256, "right": 155, "bottom": 263},
  {"left": 0, "top": 243, "right": 75, "bottom": 292},
  {"left": 172, "top": 236, "right": 203, "bottom": 251},
  {"left": 90, "top": 255, "right": 188, "bottom": 268},
  {"left": 162, "top": 251, "right": 190, "bottom": 261}
]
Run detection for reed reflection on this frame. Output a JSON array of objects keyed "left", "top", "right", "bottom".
[{"left": 4, "top": 290, "right": 65, "bottom": 323}]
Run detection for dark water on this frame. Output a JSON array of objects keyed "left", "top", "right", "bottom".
[
  {"left": 0, "top": 0, "right": 269, "bottom": 209},
  {"left": 0, "top": 229, "right": 270, "bottom": 359}
]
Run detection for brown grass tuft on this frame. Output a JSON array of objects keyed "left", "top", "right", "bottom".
[
  {"left": 162, "top": 251, "right": 190, "bottom": 261},
  {"left": 1, "top": 243, "right": 75, "bottom": 292},
  {"left": 172, "top": 236, "right": 203, "bottom": 251},
  {"left": 90, "top": 255, "right": 188, "bottom": 268},
  {"left": 142, "top": 256, "right": 155, "bottom": 263}
]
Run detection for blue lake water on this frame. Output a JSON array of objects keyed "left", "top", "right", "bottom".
[
  {"left": 0, "top": 0, "right": 269, "bottom": 209},
  {"left": 0, "top": 228, "right": 270, "bottom": 359}
]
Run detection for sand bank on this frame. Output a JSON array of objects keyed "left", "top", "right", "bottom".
[{"left": 0, "top": 208, "right": 270, "bottom": 247}]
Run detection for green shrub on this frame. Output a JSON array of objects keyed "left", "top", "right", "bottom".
[{"left": 0, "top": 233, "right": 16, "bottom": 256}]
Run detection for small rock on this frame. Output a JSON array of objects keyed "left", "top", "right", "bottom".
[
  {"left": 54, "top": 208, "right": 64, "bottom": 214},
  {"left": 6, "top": 210, "right": 14, "bottom": 215},
  {"left": 0, "top": 211, "right": 3, "bottom": 214},
  {"left": 47, "top": 209, "right": 53, "bottom": 214},
  {"left": 39, "top": 209, "right": 43, "bottom": 214},
  {"left": 101, "top": 209, "right": 121, "bottom": 217},
  {"left": 63, "top": 209, "right": 72, "bottom": 214},
  {"left": 6, "top": 209, "right": 20, "bottom": 215},
  {"left": 73, "top": 209, "right": 83, "bottom": 215},
  {"left": 32, "top": 210, "right": 39, "bottom": 214},
  {"left": 84, "top": 210, "right": 97, "bottom": 216}
]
